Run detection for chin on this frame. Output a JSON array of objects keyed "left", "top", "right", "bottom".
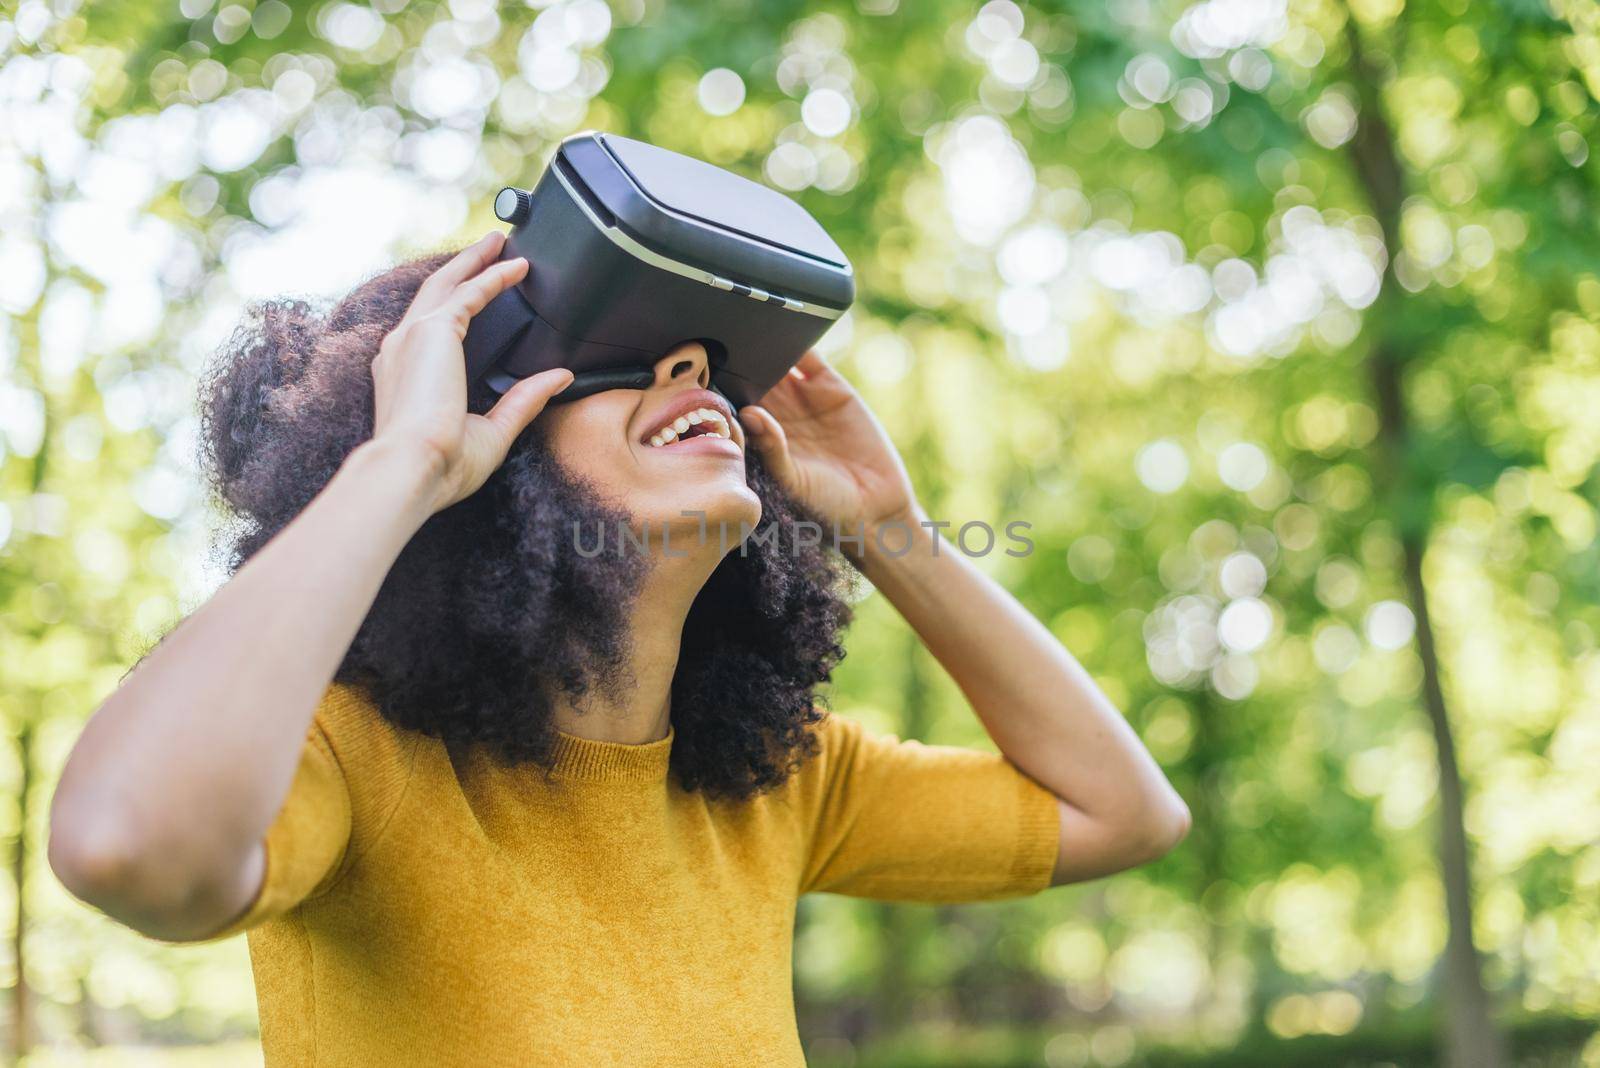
[
  {"left": 699, "top": 487, "right": 765, "bottom": 533},
  {"left": 645, "top": 483, "right": 761, "bottom": 549}
]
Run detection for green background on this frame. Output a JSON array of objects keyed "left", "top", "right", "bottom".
[{"left": 3, "top": 0, "right": 1600, "bottom": 1064}]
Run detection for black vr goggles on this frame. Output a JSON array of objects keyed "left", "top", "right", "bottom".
[{"left": 463, "top": 131, "right": 856, "bottom": 408}]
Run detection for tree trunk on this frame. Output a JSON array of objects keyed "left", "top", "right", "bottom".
[
  {"left": 1187, "top": 691, "right": 1235, "bottom": 1019},
  {"left": 11, "top": 357, "right": 45, "bottom": 1059},
  {"left": 11, "top": 721, "right": 32, "bottom": 1058},
  {"left": 869, "top": 630, "right": 935, "bottom": 1036},
  {"left": 1342, "top": 13, "right": 1506, "bottom": 1068}
]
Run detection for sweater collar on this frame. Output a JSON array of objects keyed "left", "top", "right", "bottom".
[{"left": 547, "top": 724, "right": 674, "bottom": 784}]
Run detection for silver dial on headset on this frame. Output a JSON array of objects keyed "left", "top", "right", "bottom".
[{"left": 494, "top": 187, "right": 532, "bottom": 226}]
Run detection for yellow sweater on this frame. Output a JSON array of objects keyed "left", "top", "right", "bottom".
[{"left": 213, "top": 683, "right": 1061, "bottom": 1065}]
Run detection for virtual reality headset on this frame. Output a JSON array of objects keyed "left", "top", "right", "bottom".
[{"left": 463, "top": 131, "right": 856, "bottom": 408}]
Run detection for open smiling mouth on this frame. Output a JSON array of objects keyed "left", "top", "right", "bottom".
[{"left": 646, "top": 407, "right": 735, "bottom": 449}]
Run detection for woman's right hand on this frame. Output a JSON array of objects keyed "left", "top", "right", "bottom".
[{"left": 369, "top": 231, "right": 573, "bottom": 514}]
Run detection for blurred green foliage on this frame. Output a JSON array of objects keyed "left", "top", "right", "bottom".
[{"left": 3, "top": 0, "right": 1599, "bottom": 1064}]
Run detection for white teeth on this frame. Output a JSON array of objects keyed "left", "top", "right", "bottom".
[{"left": 647, "top": 408, "right": 734, "bottom": 447}]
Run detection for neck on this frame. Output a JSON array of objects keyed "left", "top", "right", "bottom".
[{"left": 547, "top": 532, "right": 723, "bottom": 746}]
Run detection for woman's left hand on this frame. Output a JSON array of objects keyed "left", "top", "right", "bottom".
[{"left": 739, "top": 350, "right": 919, "bottom": 542}]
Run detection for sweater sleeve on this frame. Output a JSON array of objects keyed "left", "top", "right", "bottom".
[
  {"left": 796, "top": 713, "right": 1061, "bottom": 902},
  {"left": 201, "top": 682, "right": 415, "bottom": 939}
]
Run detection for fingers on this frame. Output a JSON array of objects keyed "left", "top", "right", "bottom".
[
  {"left": 482, "top": 367, "right": 575, "bottom": 446},
  {"left": 739, "top": 405, "right": 799, "bottom": 485},
  {"left": 792, "top": 349, "right": 831, "bottom": 377},
  {"left": 769, "top": 348, "right": 857, "bottom": 415},
  {"left": 445, "top": 256, "right": 530, "bottom": 328},
  {"left": 413, "top": 232, "right": 507, "bottom": 314}
]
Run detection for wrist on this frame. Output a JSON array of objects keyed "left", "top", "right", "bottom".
[
  {"left": 341, "top": 437, "right": 449, "bottom": 527},
  {"left": 851, "top": 501, "right": 937, "bottom": 575},
  {"left": 871, "top": 499, "right": 928, "bottom": 533}
]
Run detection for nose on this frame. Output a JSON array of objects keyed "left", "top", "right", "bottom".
[{"left": 651, "top": 342, "right": 712, "bottom": 392}]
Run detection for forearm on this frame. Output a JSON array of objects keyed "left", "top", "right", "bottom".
[
  {"left": 50, "top": 438, "right": 439, "bottom": 932},
  {"left": 851, "top": 507, "right": 1189, "bottom": 876}
]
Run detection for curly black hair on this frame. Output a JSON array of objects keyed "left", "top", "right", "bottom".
[{"left": 196, "top": 250, "right": 854, "bottom": 799}]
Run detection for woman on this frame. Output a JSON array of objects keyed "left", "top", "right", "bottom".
[{"left": 49, "top": 232, "right": 1189, "bottom": 1065}]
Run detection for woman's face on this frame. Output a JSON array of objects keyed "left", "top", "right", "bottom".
[{"left": 536, "top": 342, "right": 762, "bottom": 544}]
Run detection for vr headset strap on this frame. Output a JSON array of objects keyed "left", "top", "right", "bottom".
[{"left": 551, "top": 368, "right": 656, "bottom": 403}]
